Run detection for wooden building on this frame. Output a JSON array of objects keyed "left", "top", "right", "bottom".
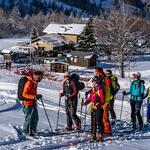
[
  {"left": 67, "top": 51, "right": 97, "bottom": 68},
  {"left": 43, "top": 24, "right": 86, "bottom": 44},
  {"left": 50, "top": 61, "right": 69, "bottom": 73},
  {"left": 32, "top": 34, "right": 68, "bottom": 53}
]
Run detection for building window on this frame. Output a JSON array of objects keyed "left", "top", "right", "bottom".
[
  {"left": 71, "top": 57, "right": 73, "bottom": 61},
  {"left": 74, "top": 57, "right": 77, "bottom": 63}
]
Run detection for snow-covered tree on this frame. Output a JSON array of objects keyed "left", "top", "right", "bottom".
[
  {"left": 76, "top": 17, "right": 98, "bottom": 52},
  {"left": 8, "top": 6, "right": 24, "bottom": 30},
  {"left": 96, "top": 10, "right": 150, "bottom": 78}
]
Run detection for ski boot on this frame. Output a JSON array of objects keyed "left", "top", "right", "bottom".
[
  {"left": 65, "top": 125, "right": 73, "bottom": 131},
  {"left": 96, "top": 133, "right": 104, "bottom": 142},
  {"left": 90, "top": 133, "right": 96, "bottom": 141},
  {"left": 132, "top": 123, "right": 136, "bottom": 130},
  {"left": 111, "top": 119, "right": 116, "bottom": 126}
]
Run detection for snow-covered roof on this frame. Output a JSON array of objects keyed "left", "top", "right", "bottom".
[
  {"left": 1, "top": 49, "right": 12, "bottom": 54},
  {"left": 67, "top": 51, "right": 95, "bottom": 59},
  {"left": 43, "top": 24, "right": 86, "bottom": 35},
  {"left": 50, "top": 61, "right": 69, "bottom": 65}
]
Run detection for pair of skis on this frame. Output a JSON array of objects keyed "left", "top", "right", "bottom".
[{"left": 55, "top": 95, "right": 88, "bottom": 133}]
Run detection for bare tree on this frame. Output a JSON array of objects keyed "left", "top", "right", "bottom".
[{"left": 96, "top": 10, "right": 150, "bottom": 78}]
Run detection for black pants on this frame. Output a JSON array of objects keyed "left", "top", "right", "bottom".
[
  {"left": 130, "top": 100, "right": 143, "bottom": 126},
  {"left": 65, "top": 97, "right": 80, "bottom": 127},
  {"left": 91, "top": 108, "right": 104, "bottom": 134},
  {"left": 109, "top": 96, "right": 116, "bottom": 119}
]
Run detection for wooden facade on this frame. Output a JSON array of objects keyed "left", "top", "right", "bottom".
[
  {"left": 68, "top": 51, "right": 97, "bottom": 68},
  {"left": 62, "top": 34, "right": 78, "bottom": 43},
  {"left": 32, "top": 39, "right": 54, "bottom": 52},
  {"left": 50, "top": 62, "right": 69, "bottom": 73}
]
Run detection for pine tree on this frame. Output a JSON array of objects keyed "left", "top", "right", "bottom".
[{"left": 76, "top": 17, "right": 98, "bottom": 52}]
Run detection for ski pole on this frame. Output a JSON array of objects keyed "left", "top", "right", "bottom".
[
  {"left": 84, "top": 95, "right": 88, "bottom": 131},
  {"left": 55, "top": 96, "right": 61, "bottom": 131},
  {"left": 40, "top": 98, "right": 53, "bottom": 132},
  {"left": 142, "top": 102, "right": 144, "bottom": 124},
  {"left": 120, "top": 94, "right": 124, "bottom": 120}
]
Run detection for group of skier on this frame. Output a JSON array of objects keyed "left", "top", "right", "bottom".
[
  {"left": 60, "top": 67, "right": 120, "bottom": 141},
  {"left": 18, "top": 67, "right": 150, "bottom": 141}
]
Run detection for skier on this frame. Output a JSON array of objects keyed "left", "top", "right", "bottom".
[
  {"left": 21, "top": 71, "right": 43, "bottom": 136},
  {"left": 123, "top": 72, "right": 145, "bottom": 130},
  {"left": 105, "top": 70, "right": 120, "bottom": 125},
  {"left": 60, "top": 71, "right": 81, "bottom": 131},
  {"left": 82, "top": 76, "right": 105, "bottom": 141},
  {"left": 102, "top": 70, "right": 113, "bottom": 136},
  {"left": 85, "top": 67, "right": 105, "bottom": 97},
  {"left": 143, "top": 86, "right": 150, "bottom": 123}
]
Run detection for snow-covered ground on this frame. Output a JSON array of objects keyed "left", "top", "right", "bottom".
[
  {"left": 0, "top": 61, "right": 149, "bottom": 150},
  {"left": 0, "top": 39, "right": 150, "bottom": 149}
]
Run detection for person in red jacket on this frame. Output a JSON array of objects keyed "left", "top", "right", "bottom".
[
  {"left": 82, "top": 76, "right": 105, "bottom": 141},
  {"left": 60, "top": 72, "right": 81, "bottom": 131},
  {"left": 22, "top": 71, "right": 43, "bottom": 136}
]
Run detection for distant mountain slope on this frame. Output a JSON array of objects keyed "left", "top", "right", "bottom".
[{"left": 0, "top": 0, "right": 146, "bottom": 17}]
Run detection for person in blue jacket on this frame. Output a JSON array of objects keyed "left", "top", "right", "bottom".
[{"left": 123, "top": 72, "right": 145, "bottom": 130}]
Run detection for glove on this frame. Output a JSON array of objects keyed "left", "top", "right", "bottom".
[
  {"left": 85, "top": 92, "right": 88, "bottom": 97},
  {"left": 81, "top": 102, "right": 84, "bottom": 106},
  {"left": 36, "top": 94, "right": 42, "bottom": 100},
  {"left": 122, "top": 91, "right": 126, "bottom": 95}
]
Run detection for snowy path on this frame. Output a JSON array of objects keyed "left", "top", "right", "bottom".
[{"left": 0, "top": 69, "right": 149, "bottom": 149}]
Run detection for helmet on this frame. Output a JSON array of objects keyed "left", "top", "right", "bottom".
[{"left": 133, "top": 72, "right": 141, "bottom": 78}]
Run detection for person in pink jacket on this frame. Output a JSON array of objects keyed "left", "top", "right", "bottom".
[{"left": 82, "top": 76, "right": 105, "bottom": 141}]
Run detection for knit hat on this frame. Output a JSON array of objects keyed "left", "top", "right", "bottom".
[
  {"left": 95, "top": 67, "right": 103, "bottom": 75},
  {"left": 133, "top": 72, "right": 141, "bottom": 78}
]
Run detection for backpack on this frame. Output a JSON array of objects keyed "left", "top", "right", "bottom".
[
  {"left": 111, "top": 75, "right": 120, "bottom": 94},
  {"left": 70, "top": 73, "right": 85, "bottom": 91},
  {"left": 17, "top": 76, "right": 30, "bottom": 101}
]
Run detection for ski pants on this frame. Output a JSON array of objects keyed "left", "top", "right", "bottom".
[
  {"left": 22, "top": 106, "right": 39, "bottom": 133},
  {"left": 109, "top": 96, "right": 116, "bottom": 120},
  {"left": 91, "top": 108, "right": 104, "bottom": 135},
  {"left": 65, "top": 97, "right": 81, "bottom": 127},
  {"left": 130, "top": 100, "right": 143, "bottom": 126},
  {"left": 103, "top": 104, "right": 112, "bottom": 133},
  {"left": 147, "top": 103, "right": 150, "bottom": 122}
]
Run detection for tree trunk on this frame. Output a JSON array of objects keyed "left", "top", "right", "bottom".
[{"left": 120, "top": 60, "right": 125, "bottom": 78}]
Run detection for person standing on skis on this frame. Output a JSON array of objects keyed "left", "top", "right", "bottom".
[
  {"left": 60, "top": 71, "right": 81, "bottom": 131},
  {"left": 21, "top": 71, "right": 43, "bottom": 136},
  {"left": 123, "top": 72, "right": 145, "bottom": 130},
  {"left": 105, "top": 70, "right": 120, "bottom": 125},
  {"left": 82, "top": 76, "right": 105, "bottom": 141},
  {"left": 102, "top": 70, "right": 114, "bottom": 136}
]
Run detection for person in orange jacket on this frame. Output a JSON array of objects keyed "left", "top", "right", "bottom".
[
  {"left": 102, "top": 70, "right": 113, "bottom": 136},
  {"left": 21, "top": 71, "right": 43, "bottom": 136}
]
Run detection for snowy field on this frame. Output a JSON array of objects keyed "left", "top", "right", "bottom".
[
  {"left": 0, "top": 39, "right": 150, "bottom": 149},
  {"left": 0, "top": 62, "right": 149, "bottom": 150}
]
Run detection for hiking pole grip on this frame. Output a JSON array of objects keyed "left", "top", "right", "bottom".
[
  {"left": 41, "top": 98, "right": 53, "bottom": 132},
  {"left": 120, "top": 94, "right": 124, "bottom": 120},
  {"left": 56, "top": 96, "right": 61, "bottom": 131}
]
